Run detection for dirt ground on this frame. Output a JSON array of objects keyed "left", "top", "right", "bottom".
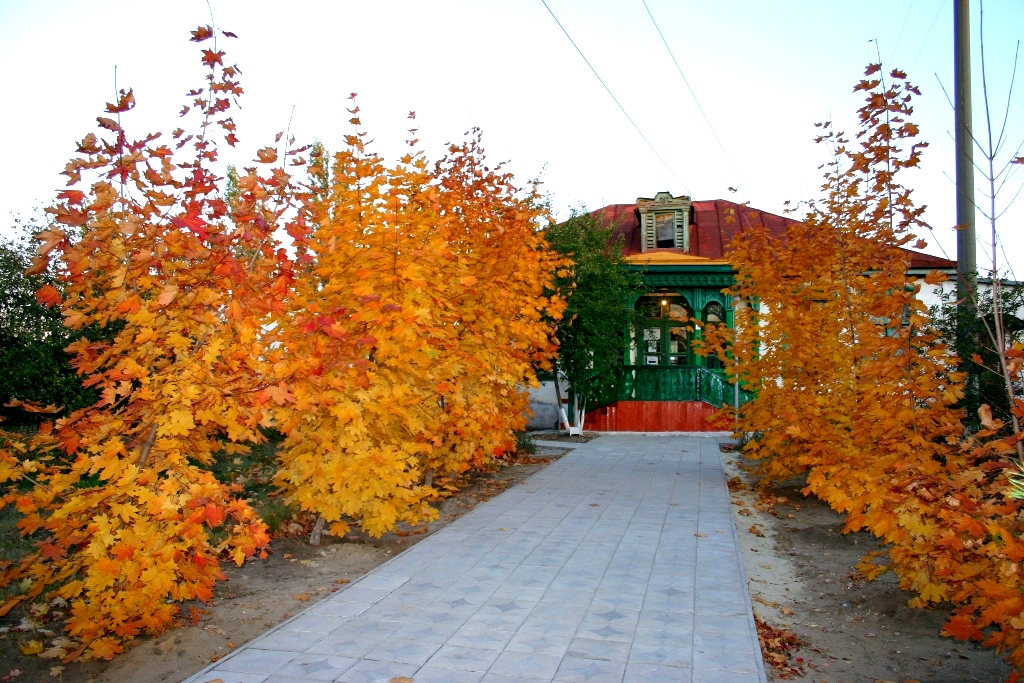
[
  {"left": 0, "top": 446, "right": 568, "bottom": 683},
  {"left": 720, "top": 443, "right": 1016, "bottom": 683}
]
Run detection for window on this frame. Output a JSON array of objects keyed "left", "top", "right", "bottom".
[
  {"left": 636, "top": 192, "right": 692, "bottom": 252},
  {"left": 703, "top": 301, "right": 727, "bottom": 370},
  {"left": 636, "top": 295, "right": 692, "bottom": 366},
  {"left": 655, "top": 213, "right": 675, "bottom": 248}
]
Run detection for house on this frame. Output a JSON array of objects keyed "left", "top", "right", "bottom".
[{"left": 528, "top": 191, "right": 957, "bottom": 432}]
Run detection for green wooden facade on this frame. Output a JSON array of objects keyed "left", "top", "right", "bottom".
[{"left": 604, "top": 262, "right": 753, "bottom": 407}]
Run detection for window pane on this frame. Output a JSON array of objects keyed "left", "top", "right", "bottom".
[
  {"left": 639, "top": 300, "right": 660, "bottom": 318},
  {"left": 669, "top": 355, "right": 687, "bottom": 365},
  {"left": 704, "top": 302, "right": 725, "bottom": 323},
  {"left": 656, "top": 213, "right": 674, "bottom": 242},
  {"left": 668, "top": 327, "right": 688, "bottom": 354},
  {"left": 643, "top": 327, "right": 661, "bottom": 353}
]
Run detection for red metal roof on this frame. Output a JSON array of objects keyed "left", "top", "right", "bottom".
[{"left": 594, "top": 199, "right": 955, "bottom": 270}]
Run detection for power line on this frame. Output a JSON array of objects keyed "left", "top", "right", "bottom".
[
  {"left": 910, "top": 0, "right": 948, "bottom": 73},
  {"left": 888, "top": 0, "right": 916, "bottom": 64},
  {"left": 539, "top": 0, "right": 690, "bottom": 194},
  {"left": 642, "top": 0, "right": 742, "bottom": 185}
]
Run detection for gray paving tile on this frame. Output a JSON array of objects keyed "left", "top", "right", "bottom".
[
  {"left": 692, "top": 667, "right": 762, "bottom": 682},
  {"left": 191, "top": 673, "right": 267, "bottom": 683},
  {"left": 516, "top": 616, "right": 581, "bottom": 637},
  {"left": 307, "top": 599, "right": 370, "bottom": 618},
  {"left": 637, "top": 610, "right": 694, "bottom": 630},
  {"left": 480, "top": 674, "right": 550, "bottom": 683},
  {"left": 213, "top": 649, "right": 297, "bottom": 674},
  {"left": 270, "top": 654, "right": 356, "bottom": 680},
  {"left": 447, "top": 626, "right": 516, "bottom": 651},
  {"left": 623, "top": 662, "right": 693, "bottom": 683},
  {"left": 565, "top": 637, "right": 631, "bottom": 662},
  {"left": 414, "top": 666, "right": 487, "bottom": 682},
  {"left": 251, "top": 629, "right": 327, "bottom": 653},
  {"left": 390, "top": 619, "right": 462, "bottom": 643},
  {"left": 505, "top": 631, "right": 573, "bottom": 657},
  {"left": 489, "top": 650, "right": 563, "bottom": 679},
  {"left": 628, "top": 642, "right": 694, "bottom": 668},
  {"left": 696, "top": 613, "right": 752, "bottom": 634},
  {"left": 425, "top": 644, "right": 502, "bottom": 672},
  {"left": 554, "top": 656, "right": 626, "bottom": 683},
  {"left": 333, "top": 659, "right": 417, "bottom": 683},
  {"left": 278, "top": 614, "right": 349, "bottom": 634},
  {"left": 363, "top": 637, "right": 440, "bottom": 666}
]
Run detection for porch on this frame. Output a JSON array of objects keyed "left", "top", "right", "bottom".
[{"left": 585, "top": 365, "right": 751, "bottom": 432}]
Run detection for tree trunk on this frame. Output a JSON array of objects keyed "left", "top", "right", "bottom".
[{"left": 309, "top": 515, "right": 326, "bottom": 547}]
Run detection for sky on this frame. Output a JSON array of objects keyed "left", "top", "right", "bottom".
[{"left": 1, "top": 0, "right": 1021, "bottom": 277}]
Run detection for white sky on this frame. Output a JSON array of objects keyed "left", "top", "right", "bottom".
[{"left": 1, "top": 0, "right": 1021, "bottom": 277}]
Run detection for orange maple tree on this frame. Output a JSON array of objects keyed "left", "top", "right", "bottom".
[
  {"left": 0, "top": 27, "right": 298, "bottom": 659},
  {"left": 707, "top": 65, "right": 1024, "bottom": 677},
  {"left": 1, "top": 27, "right": 566, "bottom": 660}
]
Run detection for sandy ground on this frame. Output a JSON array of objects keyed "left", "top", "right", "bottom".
[
  {"left": 0, "top": 447, "right": 567, "bottom": 683},
  {"left": 721, "top": 443, "right": 1015, "bottom": 683}
]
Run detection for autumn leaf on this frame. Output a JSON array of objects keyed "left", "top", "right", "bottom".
[
  {"left": 157, "top": 284, "right": 179, "bottom": 307},
  {"left": 96, "top": 116, "right": 121, "bottom": 132},
  {"left": 36, "top": 284, "right": 62, "bottom": 308},
  {"left": 105, "top": 90, "right": 136, "bottom": 113},
  {"left": 979, "top": 404, "right": 1001, "bottom": 430},
  {"left": 190, "top": 25, "right": 213, "bottom": 42}
]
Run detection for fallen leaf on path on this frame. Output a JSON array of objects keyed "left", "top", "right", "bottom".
[
  {"left": 738, "top": 509, "right": 753, "bottom": 516},
  {"left": 753, "top": 596, "right": 779, "bottom": 608},
  {"left": 390, "top": 677, "right": 414, "bottom": 683},
  {"left": 780, "top": 607, "right": 794, "bottom": 615},
  {"left": 748, "top": 524, "right": 764, "bottom": 537},
  {"left": 695, "top": 533, "right": 707, "bottom": 538},
  {"left": 291, "top": 593, "right": 311, "bottom": 602},
  {"left": 334, "top": 578, "right": 351, "bottom": 584}
]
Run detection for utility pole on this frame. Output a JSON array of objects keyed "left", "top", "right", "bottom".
[
  {"left": 954, "top": 0, "right": 976, "bottom": 320},
  {"left": 954, "top": 0, "right": 978, "bottom": 415}
]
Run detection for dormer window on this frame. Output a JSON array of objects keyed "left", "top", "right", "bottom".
[
  {"left": 637, "top": 191, "right": 692, "bottom": 252},
  {"left": 655, "top": 213, "right": 675, "bottom": 248}
]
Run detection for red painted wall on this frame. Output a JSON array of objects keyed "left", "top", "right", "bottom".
[{"left": 585, "top": 401, "right": 723, "bottom": 432}]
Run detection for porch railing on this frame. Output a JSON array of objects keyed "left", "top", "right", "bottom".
[{"left": 616, "top": 366, "right": 753, "bottom": 406}]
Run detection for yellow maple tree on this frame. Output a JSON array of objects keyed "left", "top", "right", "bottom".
[{"left": 271, "top": 110, "right": 564, "bottom": 538}]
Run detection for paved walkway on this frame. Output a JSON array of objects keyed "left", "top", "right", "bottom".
[{"left": 185, "top": 436, "right": 766, "bottom": 683}]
